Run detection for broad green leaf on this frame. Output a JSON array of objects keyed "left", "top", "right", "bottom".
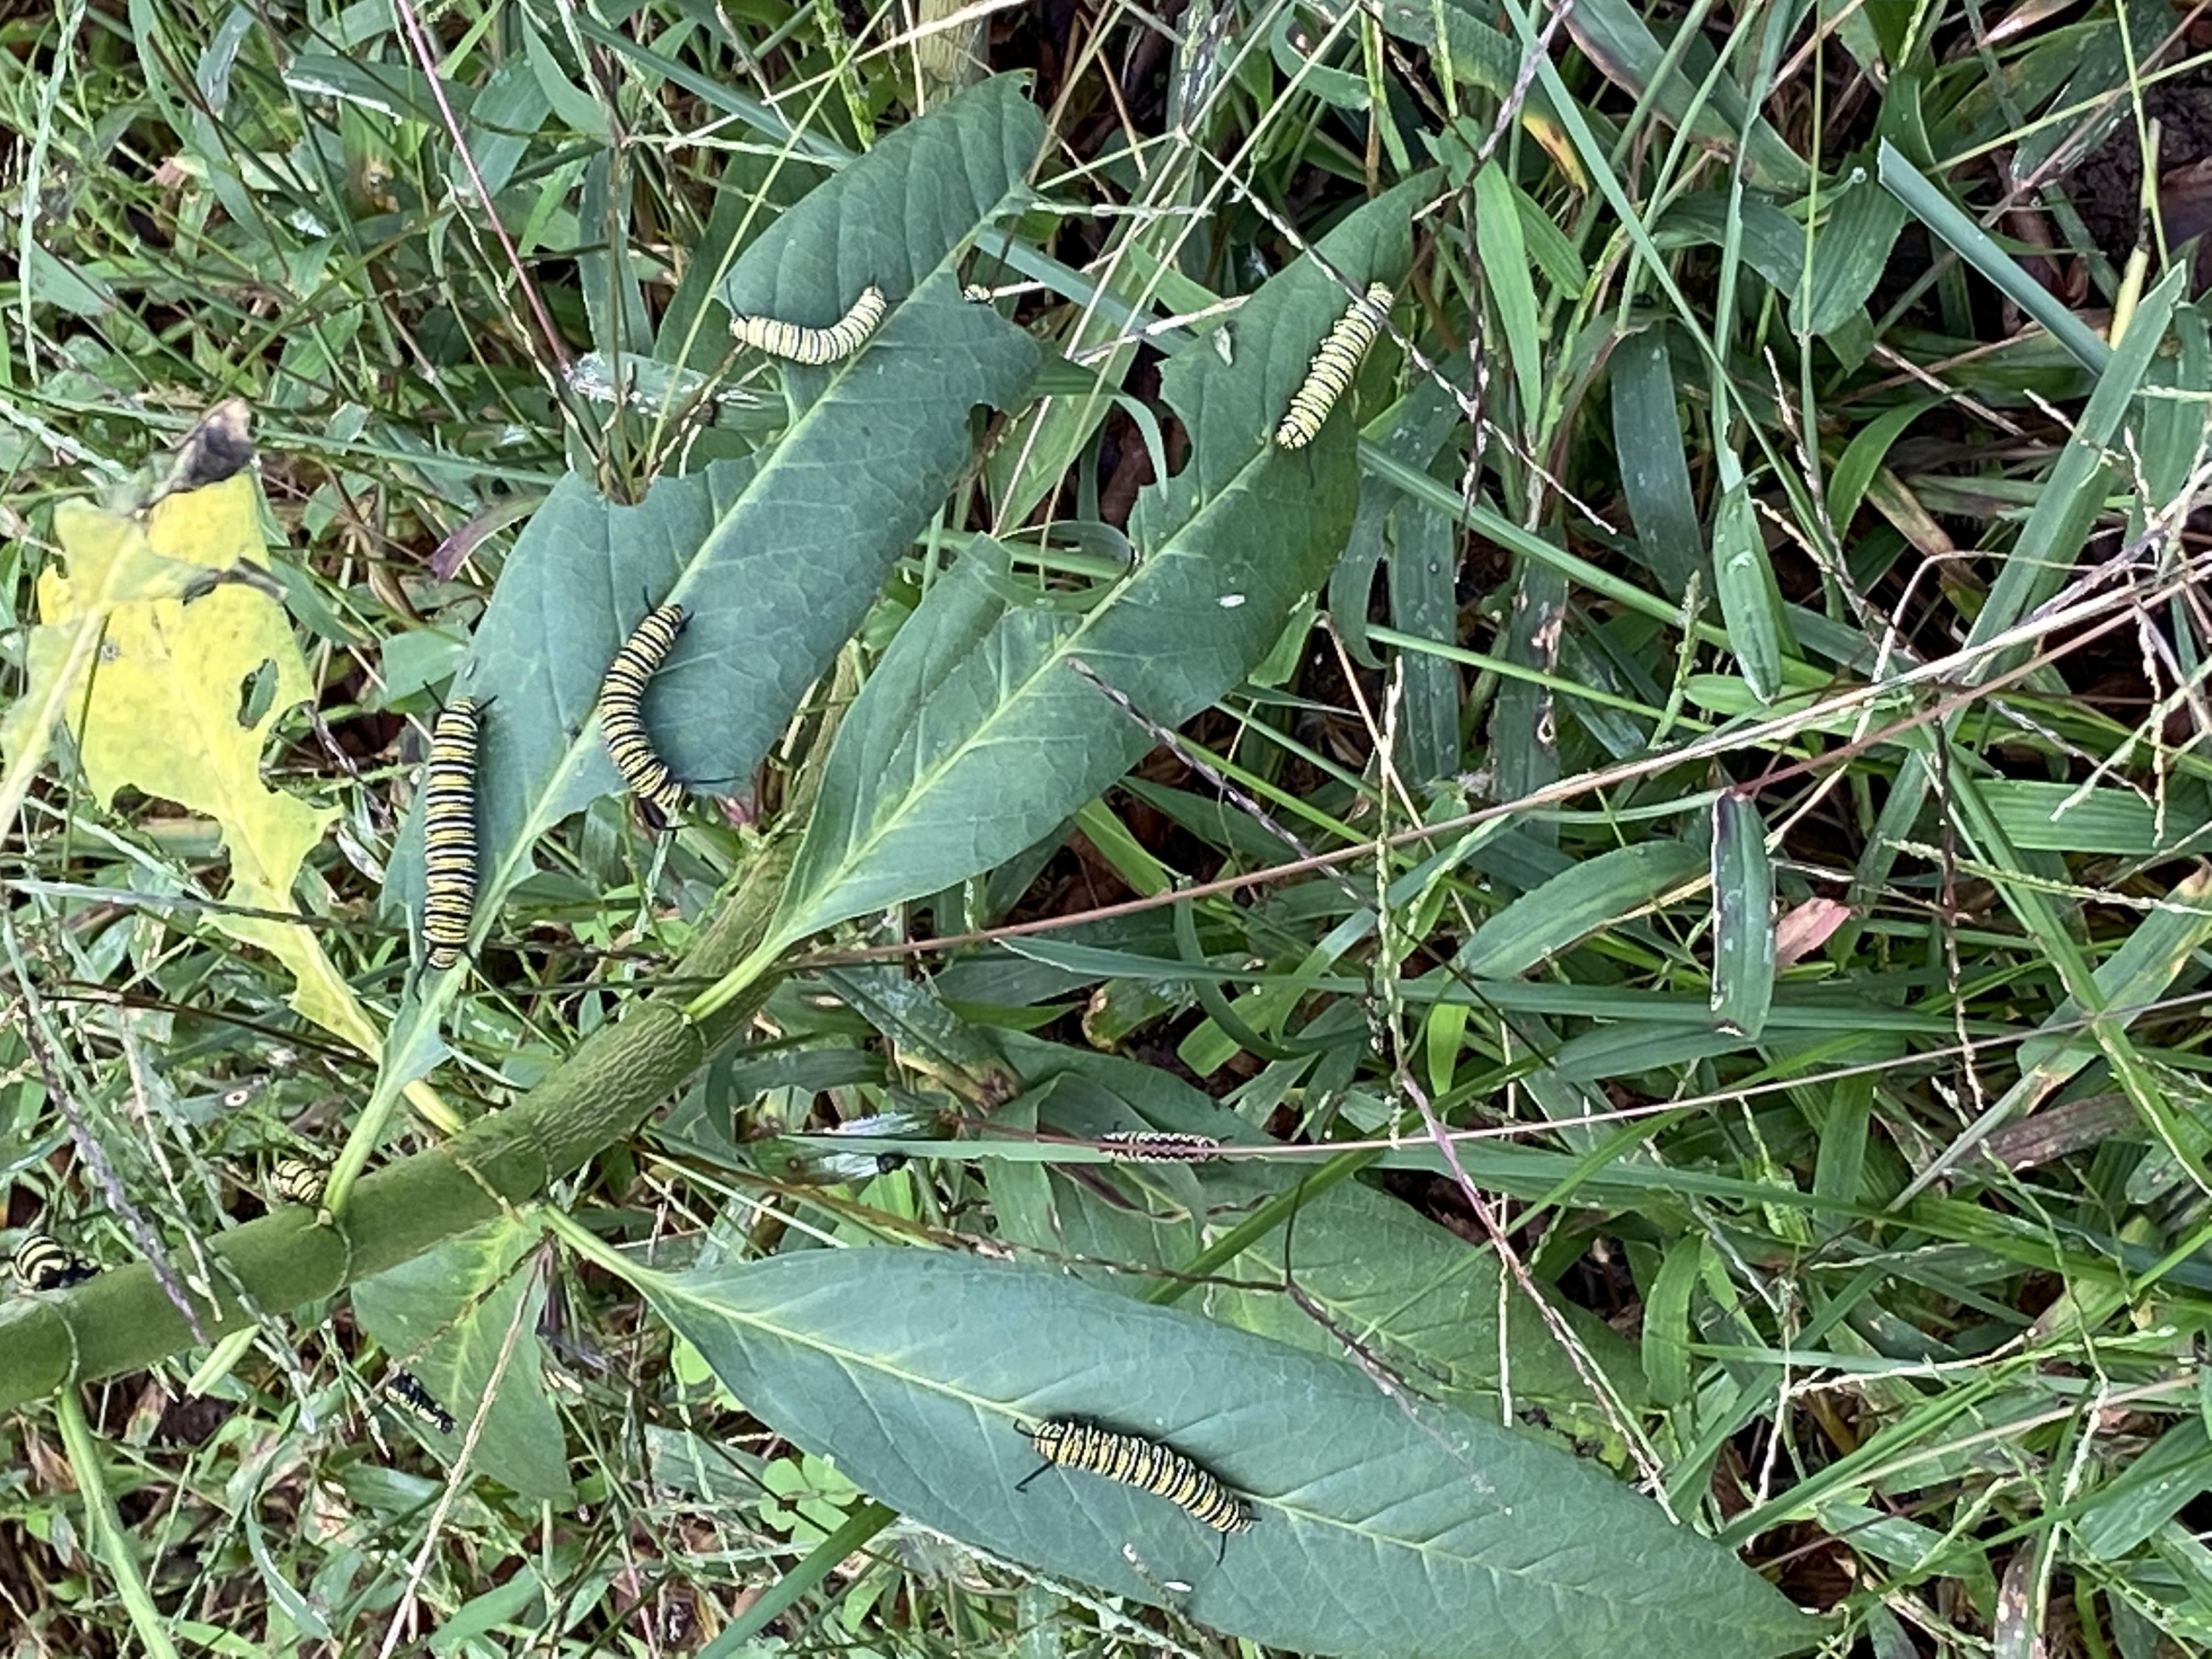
[
  {"left": 1609, "top": 328, "right": 1702, "bottom": 600},
  {"left": 377, "top": 77, "right": 1042, "bottom": 1082},
  {"left": 353, "top": 1215, "right": 574, "bottom": 1504},
  {"left": 646, "top": 1250, "right": 1816, "bottom": 1659},
  {"left": 763, "top": 178, "right": 1422, "bottom": 946},
  {"left": 1454, "top": 842, "right": 1708, "bottom": 980},
  {"left": 1711, "top": 791, "right": 1776, "bottom": 1040}
]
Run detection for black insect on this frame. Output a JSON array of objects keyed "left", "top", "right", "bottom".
[
  {"left": 420, "top": 698, "right": 485, "bottom": 971},
  {"left": 378, "top": 1369, "right": 454, "bottom": 1434},
  {"left": 1018, "top": 1418, "right": 1253, "bottom": 1562},
  {"left": 12, "top": 1232, "right": 96, "bottom": 1292}
]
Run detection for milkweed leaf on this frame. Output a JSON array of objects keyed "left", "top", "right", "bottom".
[
  {"left": 646, "top": 1248, "right": 1817, "bottom": 1659},
  {"left": 765, "top": 176, "right": 1427, "bottom": 946},
  {"left": 377, "top": 76, "right": 1043, "bottom": 1082}
]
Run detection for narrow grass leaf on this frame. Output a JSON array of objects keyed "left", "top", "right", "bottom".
[
  {"left": 646, "top": 1250, "right": 1816, "bottom": 1659},
  {"left": 1453, "top": 841, "right": 1707, "bottom": 980},
  {"left": 1825, "top": 396, "right": 1942, "bottom": 532},
  {"left": 1712, "top": 464, "right": 1790, "bottom": 703},
  {"left": 1473, "top": 161, "right": 1542, "bottom": 433},
  {"left": 1610, "top": 328, "right": 1702, "bottom": 599},
  {"left": 1711, "top": 792, "right": 1776, "bottom": 1039},
  {"left": 1797, "top": 162, "right": 1908, "bottom": 338},
  {"left": 1560, "top": 0, "right": 1806, "bottom": 189},
  {"left": 1876, "top": 142, "right": 2110, "bottom": 373}
]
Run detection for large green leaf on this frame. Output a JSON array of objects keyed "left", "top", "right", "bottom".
[
  {"left": 762, "top": 178, "right": 1424, "bottom": 948},
  {"left": 373, "top": 77, "right": 1042, "bottom": 1089},
  {"left": 353, "top": 1215, "right": 573, "bottom": 1503},
  {"left": 647, "top": 1249, "right": 1818, "bottom": 1659}
]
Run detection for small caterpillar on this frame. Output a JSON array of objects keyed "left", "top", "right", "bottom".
[
  {"left": 1018, "top": 1418, "right": 1253, "bottom": 1560},
  {"left": 12, "top": 1232, "right": 96, "bottom": 1292},
  {"left": 420, "top": 699, "right": 485, "bottom": 972},
  {"left": 1274, "top": 281, "right": 1393, "bottom": 449},
  {"left": 379, "top": 1369, "right": 454, "bottom": 1434},
  {"left": 1099, "top": 1131, "right": 1224, "bottom": 1163},
  {"left": 599, "top": 603, "right": 691, "bottom": 827},
  {"left": 270, "top": 1157, "right": 326, "bottom": 1208},
  {"left": 731, "top": 283, "right": 887, "bottom": 365}
]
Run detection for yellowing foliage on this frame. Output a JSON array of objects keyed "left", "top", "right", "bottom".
[{"left": 1, "top": 474, "right": 379, "bottom": 1057}]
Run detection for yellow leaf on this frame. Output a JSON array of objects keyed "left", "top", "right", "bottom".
[{"left": 4, "top": 474, "right": 378, "bottom": 1056}]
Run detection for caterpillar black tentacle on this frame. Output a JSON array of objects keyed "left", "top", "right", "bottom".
[
  {"left": 599, "top": 603, "right": 691, "bottom": 826},
  {"left": 1020, "top": 1418, "right": 1253, "bottom": 1562},
  {"left": 1274, "top": 281, "right": 1393, "bottom": 449},
  {"left": 420, "top": 698, "right": 485, "bottom": 973},
  {"left": 731, "top": 283, "right": 887, "bottom": 365}
]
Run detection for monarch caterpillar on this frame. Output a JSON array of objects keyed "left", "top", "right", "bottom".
[
  {"left": 270, "top": 1157, "right": 326, "bottom": 1208},
  {"left": 420, "top": 698, "right": 485, "bottom": 973},
  {"left": 1100, "top": 1131, "right": 1224, "bottom": 1163},
  {"left": 1018, "top": 1418, "right": 1253, "bottom": 1559},
  {"left": 12, "top": 1232, "right": 95, "bottom": 1292},
  {"left": 379, "top": 1369, "right": 454, "bottom": 1434},
  {"left": 962, "top": 283, "right": 994, "bottom": 303},
  {"left": 1273, "top": 281, "right": 1394, "bottom": 450},
  {"left": 730, "top": 283, "right": 887, "bottom": 365},
  {"left": 599, "top": 602, "right": 691, "bottom": 827}
]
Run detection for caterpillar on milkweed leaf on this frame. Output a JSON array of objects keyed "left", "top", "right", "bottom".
[
  {"left": 731, "top": 283, "right": 887, "bottom": 365},
  {"left": 1274, "top": 281, "right": 1393, "bottom": 449},
  {"left": 1018, "top": 1418, "right": 1253, "bottom": 1562},
  {"left": 598, "top": 602, "right": 691, "bottom": 828},
  {"left": 420, "top": 697, "right": 486, "bottom": 973}
]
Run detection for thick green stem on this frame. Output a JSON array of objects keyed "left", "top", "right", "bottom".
[{"left": 0, "top": 841, "right": 795, "bottom": 1414}]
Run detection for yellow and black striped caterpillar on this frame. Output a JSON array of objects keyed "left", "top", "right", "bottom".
[
  {"left": 1019, "top": 1418, "right": 1253, "bottom": 1558},
  {"left": 1100, "top": 1131, "right": 1224, "bottom": 1163},
  {"left": 270, "top": 1156, "right": 326, "bottom": 1208},
  {"left": 12, "top": 1232, "right": 95, "bottom": 1292},
  {"left": 599, "top": 602, "right": 691, "bottom": 827},
  {"left": 1274, "top": 281, "right": 1393, "bottom": 449},
  {"left": 420, "top": 698, "right": 485, "bottom": 973},
  {"left": 731, "top": 283, "right": 887, "bottom": 365},
  {"left": 379, "top": 1369, "right": 454, "bottom": 1434}
]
